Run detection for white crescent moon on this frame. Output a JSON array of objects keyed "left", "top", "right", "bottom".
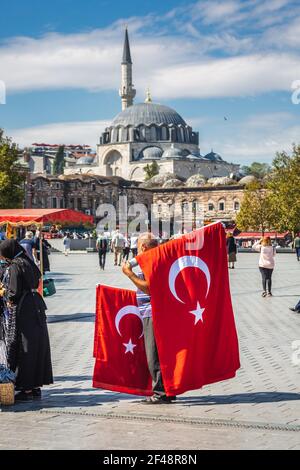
[
  {"left": 169, "top": 255, "right": 211, "bottom": 304},
  {"left": 115, "top": 305, "right": 144, "bottom": 338}
]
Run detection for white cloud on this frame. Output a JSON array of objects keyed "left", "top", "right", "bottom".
[
  {"left": 149, "top": 54, "right": 300, "bottom": 99},
  {"left": 0, "top": 2, "right": 299, "bottom": 99},
  {"left": 7, "top": 120, "right": 110, "bottom": 148}
]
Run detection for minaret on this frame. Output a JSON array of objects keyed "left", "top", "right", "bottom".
[{"left": 119, "top": 28, "right": 136, "bottom": 110}]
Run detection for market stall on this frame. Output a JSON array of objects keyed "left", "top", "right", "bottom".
[{"left": 0, "top": 209, "right": 94, "bottom": 293}]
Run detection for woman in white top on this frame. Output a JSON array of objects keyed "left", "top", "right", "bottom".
[{"left": 253, "top": 236, "right": 276, "bottom": 297}]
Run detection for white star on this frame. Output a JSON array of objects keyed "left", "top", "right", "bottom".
[
  {"left": 189, "top": 302, "right": 205, "bottom": 325},
  {"left": 123, "top": 338, "right": 137, "bottom": 354}
]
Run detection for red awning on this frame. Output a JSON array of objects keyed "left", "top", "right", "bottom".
[
  {"left": 0, "top": 209, "right": 94, "bottom": 226},
  {"left": 235, "top": 231, "right": 289, "bottom": 239}
]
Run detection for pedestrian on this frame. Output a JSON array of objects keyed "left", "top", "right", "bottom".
[
  {"left": 111, "top": 229, "right": 125, "bottom": 266},
  {"left": 122, "top": 232, "right": 175, "bottom": 404},
  {"left": 0, "top": 239, "right": 53, "bottom": 401},
  {"left": 130, "top": 232, "right": 138, "bottom": 258},
  {"left": 289, "top": 298, "right": 300, "bottom": 314},
  {"left": 253, "top": 236, "right": 276, "bottom": 297},
  {"left": 96, "top": 232, "right": 108, "bottom": 270},
  {"left": 226, "top": 232, "right": 237, "bottom": 269},
  {"left": 63, "top": 233, "right": 71, "bottom": 256},
  {"left": 19, "top": 231, "right": 37, "bottom": 263},
  {"left": 293, "top": 233, "right": 300, "bottom": 261},
  {"left": 122, "top": 235, "right": 130, "bottom": 261},
  {"left": 35, "top": 234, "right": 52, "bottom": 274}
]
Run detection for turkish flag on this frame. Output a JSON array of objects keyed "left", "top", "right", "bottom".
[
  {"left": 93, "top": 284, "right": 152, "bottom": 396},
  {"left": 136, "top": 222, "right": 240, "bottom": 396}
]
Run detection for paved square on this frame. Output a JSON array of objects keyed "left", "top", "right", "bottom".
[{"left": 1, "top": 251, "right": 300, "bottom": 449}]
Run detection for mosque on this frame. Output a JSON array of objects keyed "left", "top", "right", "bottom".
[{"left": 66, "top": 29, "right": 239, "bottom": 181}]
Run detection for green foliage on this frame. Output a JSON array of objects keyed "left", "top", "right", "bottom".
[
  {"left": 53, "top": 145, "right": 65, "bottom": 175},
  {"left": 266, "top": 144, "right": 300, "bottom": 234},
  {"left": 241, "top": 161, "right": 271, "bottom": 179},
  {"left": 0, "top": 129, "right": 25, "bottom": 208},
  {"left": 236, "top": 180, "right": 275, "bottom": 235},
  {"left": 143, "top": 161, "right": 159, "bottom": 181}
]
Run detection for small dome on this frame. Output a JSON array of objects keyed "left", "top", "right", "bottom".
[
  {"left": 162, "top": 145, "right": 184, "bottom": 160},
  {"left": 239, "top": 175, "right": 257, "bottom": 186},
  {"left": 204, "top": 151, "right": 223, "bottom": 162},
  {"left": 207, "top": 176, "right": 233, "bottom": 186},
  {"left": 76, "top": 156, "right": 94, "bottom": 165},
  {"left": 162, "top": 178, "right": 183, "bottom": 188},
  {"left": 185, "top": 174, "right": 207, "bottom": 187},
  {"left": 139, "top": 146, "right": 163, "bottom": 160},
  {"left": 140, "top": 173, "right": 180, "bottom": 188},
  {"left": 186, "top": 152, "right": 204, "bottom": 160}
]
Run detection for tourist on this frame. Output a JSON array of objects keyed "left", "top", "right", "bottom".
[
  {"left": 111, "top": 229, "right": 125, "bottom": 266},
  {"left": 122, "top": 232, "right": 174, "bottom": 404},
  {"left": 289, "top": 299, "right": 300, "bottom": 314},
  {"left": 63, "top": 233, "right": 71, "bottom": 256},
  {"left": 130, "top": 233, "right": 138, "bottom": 258},
  {"left": 253, "top": 237, "right": 276, "bottom": 297},
  {"left": 293, "top": 233, "right": 300, "bottom": 261},
  {"left": 96, "top": 232, "right": 108, "bottom": 270},
  {"left": 0, "top": 239, "right": 53, "bottom": 401},
  {"left": 19, "top": 231, "right": 37, "bottom": 263},
  {"left": 35, "top": 234, "right": 52, "bottom": 274},
  {"left": 226, "top": 232, "right": 237, "bottom": 269},
  {"left": 122, "top": 235, "right": 130, "bottom": 261}
]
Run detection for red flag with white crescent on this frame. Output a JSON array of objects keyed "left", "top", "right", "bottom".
[
  {"left": 136, "top": 222, "right": 240, "bottom": 396},
  {"left": 93, "top": 284, "right": 152, "bottom": 396}
]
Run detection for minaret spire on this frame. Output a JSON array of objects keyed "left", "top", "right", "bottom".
[{"left": 119, "top": 28, "right": 136, "bottom": 110}]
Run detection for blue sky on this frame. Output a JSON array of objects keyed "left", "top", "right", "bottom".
[{"left": 0, "top": 0, "right": 299, "bottom": 164}]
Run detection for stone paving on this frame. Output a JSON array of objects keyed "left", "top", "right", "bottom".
[{"left": 0, "top": 251, "right": 300, "bottom": 449}]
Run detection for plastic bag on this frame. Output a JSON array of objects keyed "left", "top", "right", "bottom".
[{"left": 0, "top": 364, "right": 15, "bottom": 383}]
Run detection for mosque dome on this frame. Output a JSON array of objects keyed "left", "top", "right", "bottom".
[
  {"left": 76, "top": 156, "right": 94, "bottom": 165},
  {"left": 162, "top": 145, "right": 184, "bottom": 160},
  {"left": 111, "top": 102, "right": 187, "bottom": 127},
  {"left": 139, "top": 146, "right": 163, "bottom": 160},
  {"left": 204, "top": 150, "right": 224, "bottom": 162},
  {"left": 239, "top": 175, "right": 257, "bottom": 186}
]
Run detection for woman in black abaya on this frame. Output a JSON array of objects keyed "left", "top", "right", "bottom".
[{"left": 0, "top": 239, "right": 53, "bottom": 401}]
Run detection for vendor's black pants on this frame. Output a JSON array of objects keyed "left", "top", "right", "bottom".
[
  {"left": 259, "top": 267, "right": 273, "bottom": 293},
  {"left": 143, "top": 317, "right": 166, "bottom": 397}
]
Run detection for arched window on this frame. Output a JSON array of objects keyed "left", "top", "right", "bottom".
[{"left": 150, "top": 126, "right": 157, "bottom": 141}]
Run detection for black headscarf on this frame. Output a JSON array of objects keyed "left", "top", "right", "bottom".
[{"left": 0, "top": 239, "right": 25, "bottom": 260}]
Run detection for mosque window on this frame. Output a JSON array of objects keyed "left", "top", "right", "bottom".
[
  {"left": 219, "top": 200, "right": 225, "bottom": 211},
  {"left": 234, "top": 200, "right": 240, "bottom": 211},
  {"left": 150, "top": 126, "right": 157, "bottom": 141}
]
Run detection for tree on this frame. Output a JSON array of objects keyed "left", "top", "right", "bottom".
[
  {"left": 143, "top": 161, "right": 159, "bottom": 181},
  {"left": 0, "top": 129, "right": 25, "bottom": 208},
  {"left": 53, "top": 145, "right": 65, "bottom": 175},
  {"left": 267, "top": 144, "right": 300, "bottom": 235},
  {"left": 236, "top": 180, "right": 275, "bottom": 235},
  {"left": 241, "top": 161, "right": 271, "bottom": 179}
]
